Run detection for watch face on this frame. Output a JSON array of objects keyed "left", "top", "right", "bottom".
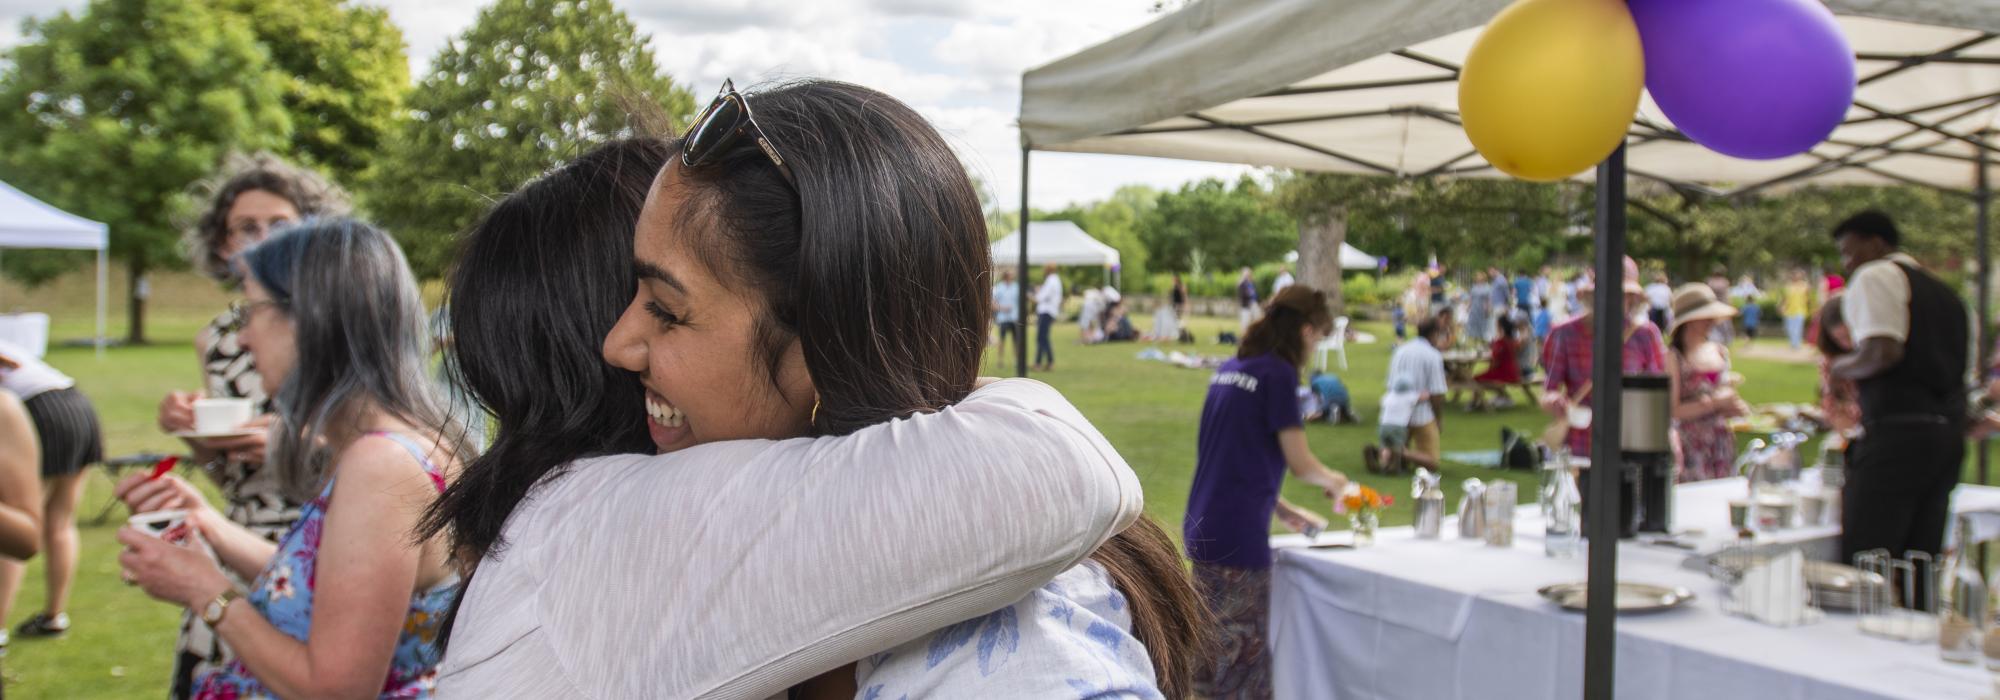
[{"left": 205, "top": 598, "right": 225, "bottom": 624}]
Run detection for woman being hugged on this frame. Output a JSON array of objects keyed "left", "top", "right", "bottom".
[
  {"left": 435, "top": 81, "right": 1197, "bottom": 699},
  {"left": 117, "top": 218, "right": 473, "bottom": 698}
]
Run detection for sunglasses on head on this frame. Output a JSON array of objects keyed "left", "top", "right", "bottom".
[{"left": 681, "top": 79, "right": 797, "bottom": 189}]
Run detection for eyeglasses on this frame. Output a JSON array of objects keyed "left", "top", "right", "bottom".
[
  {"left": 226, "top": 298, "right": 284, "bottom": 330},
  {"left": 681, "top": 79, "right": 797, "bottom": 189}
]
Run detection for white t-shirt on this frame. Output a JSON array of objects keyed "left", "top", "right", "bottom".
[
  {"left": 0, "top": 339, "right": 73, "bottom": 401},
  {"left": 1272, "top": 272, "right": 1295, "bottom": 298},
  {"left": 437, "top": 379, "right": 1144, "bottom": 699},
  {"left": 1036, "top": 275, "right": 1065, "bottom": 317},
  {"left": 1844, "top": 253, "right": 1916, "bottom": 343},
  {"left": 1644, "top": 283, "right": 1672, "bottom": 311},
  {"left": 1386, "top": 338, "right": 1448, "bottom": 427},
  {"left": 1379, "top": 390, "right": 1419, "bottom": 427}
]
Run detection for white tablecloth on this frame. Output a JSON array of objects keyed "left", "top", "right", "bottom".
[{"left": 1269, "top": 480, "right": 2000, "bottom": 700}]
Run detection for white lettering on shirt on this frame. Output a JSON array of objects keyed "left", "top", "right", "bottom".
[{"left": 1211, "top": 371, "right": 1259, "bottom": 393}]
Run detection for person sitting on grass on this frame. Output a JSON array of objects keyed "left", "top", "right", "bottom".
[
  {"left": 1302, "top": 371, "right": 1356, "bottom": 424},
  {"left": 1364, "top": 376, "right": 1440, "bottom": 475}
]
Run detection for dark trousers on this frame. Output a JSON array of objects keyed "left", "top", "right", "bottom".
[
  {"left": 997, "top": 320, "right": 1019, "bottom": 346},
  {"left": 1842, "top": 423, "right": 1962, "bottom": 608},
  {"left": 1034, "top": 312, "right": 1056, "bottom": 367}
]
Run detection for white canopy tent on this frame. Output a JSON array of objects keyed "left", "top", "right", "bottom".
[
  {"left": 0, "top": 179, "right": 107, "bottom": 357},
  {"left": 1016, "top": 1, "right": 2000, "bottom": 696},
  {"left": 1286, "top": 243, "right": 1380, "bottom": 271},
  {"left": 989, "top": 220, "right": 1121, "bottom": 268}
]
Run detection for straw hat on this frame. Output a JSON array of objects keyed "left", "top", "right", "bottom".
[{"left": 1667, "top": 283, "right": 1737, "bottom": 338}]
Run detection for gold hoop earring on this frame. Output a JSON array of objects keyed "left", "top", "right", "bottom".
[{"left": 810, "top": 399, "right": 820, "bottom": 425}]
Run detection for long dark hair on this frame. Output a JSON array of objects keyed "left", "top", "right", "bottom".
[
  {"left": 674, "top": 79, "right": 1209, "bottom": 696},
  {"left": 1239, "top": 285, "right": 1333, "bottom": 372},
  {"left": 416, "top": 138, "right": 672, "bottom": 647},
  {"left": 239, "top": 218, "right": 472, "bottom": 503}
]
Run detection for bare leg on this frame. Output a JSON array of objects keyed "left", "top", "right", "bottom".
[
  {"left": 40, "top": 473, "right": 85, "bottom": 617},
  {"left": 1396, "top": 448, "right": 1441, "bottom": 471},
  {"left": 0, "top": 556, "right": 22, "bottom": 625}
]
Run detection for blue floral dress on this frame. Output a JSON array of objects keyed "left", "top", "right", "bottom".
[
  {"left": 854, "top": 561, "right": 1162, "bottom": 699},
  {"left": 194, "top": 433, "right": 458, "bottom": 699}
]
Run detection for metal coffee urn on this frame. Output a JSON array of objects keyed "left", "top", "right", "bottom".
[{"left": 1623, "top": 374, "right": 1674, "bottom": 534}]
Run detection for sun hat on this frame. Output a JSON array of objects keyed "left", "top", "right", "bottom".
[{"left": 1667, "top": 282, "right": 1738, "bottom": 339}]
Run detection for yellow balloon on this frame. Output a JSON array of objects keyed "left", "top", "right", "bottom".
[{"left": 1459, "top": 0, "right": 1645, "bottom": 182}]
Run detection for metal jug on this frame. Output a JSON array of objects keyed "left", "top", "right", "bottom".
[
  {"left": 1457, "top": 478, "right": 1487, "bottom": 539},
  {"left": 1413, "top": 468, "right": 1444, "bottom": 539}
]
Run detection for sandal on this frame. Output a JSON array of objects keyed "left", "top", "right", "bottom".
[
  {"left": 1362, "top": 445, "right": 1383, "bottom": 474},
  {"left": 14, "top": 612, "right": 67, "bottom": 638}
]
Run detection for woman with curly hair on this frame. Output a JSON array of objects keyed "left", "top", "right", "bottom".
[{"left": 149, "top": 152, "right": 348, "bottom": 698}]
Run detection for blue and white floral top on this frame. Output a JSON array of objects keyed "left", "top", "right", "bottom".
[{"left": 855, "top": 561, "right": 1162, "bottom": 699}]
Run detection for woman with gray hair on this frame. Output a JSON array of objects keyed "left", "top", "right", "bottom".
[
  {"left": 118, "top": 217, "right": 473, "bottom": 698},
  {"left": 149, "top": 152, "right": 349, "bottom": 697}
]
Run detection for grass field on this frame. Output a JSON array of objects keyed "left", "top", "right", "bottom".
[{"left": 0, "top": 267, "right": 1859, "bottom": 698}]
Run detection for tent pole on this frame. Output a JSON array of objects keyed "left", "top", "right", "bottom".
[
  {"left": 1976, "top": 131, "right": 1990, "bottom": 577},
  {"left": 1018, "top": 146, "right": 1032, "bottom": 378},
  {"left": 96, "top": 247, "right": 107, "bottom": 359},
  {"left": 1584, "top": 145, "right": 1627, "bottom": 700}
]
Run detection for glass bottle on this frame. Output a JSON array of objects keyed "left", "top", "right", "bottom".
[{"left": 1942, "top": 516, "right": 1985, "bottom": 664}]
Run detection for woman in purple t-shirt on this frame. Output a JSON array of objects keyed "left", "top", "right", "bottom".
[{"left": 1185, "top": 284, "right": 1352, "bottom": 698}]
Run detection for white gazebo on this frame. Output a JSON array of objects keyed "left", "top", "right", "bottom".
[
  {"left": 989, "top": 220, "right": 1122, "bottom": 268},
  {"left": 1015, "top": 0, "right": 2000, "bottom": 696},
  {"left": 0, "top": 179, "right": 108, "bottom": 357}
]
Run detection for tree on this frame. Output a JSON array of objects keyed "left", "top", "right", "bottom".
[
  {"left": 1139, "top": 176, "right": 1294, "bottom": 274},
  {"left": 0, "top": 0, "right": 291, "bottom": 343},
  {"left": 214, "top": 0, "right": 411, "bottom": 181},
  {"left": 366, "top": 0, "right": 697, "bottom": 278}
]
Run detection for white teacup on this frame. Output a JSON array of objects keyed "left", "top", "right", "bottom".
[{"left": 193, "top": 398, "right": 254, "bottom": 434}]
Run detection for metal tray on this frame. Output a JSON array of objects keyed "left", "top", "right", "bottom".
[{"left": 1537, "top": 582, "right": 1696, "bottom": 614}]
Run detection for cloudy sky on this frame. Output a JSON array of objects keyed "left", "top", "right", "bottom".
[{"left": 2, "top": 0, "right": 1253, "bottom": 210}]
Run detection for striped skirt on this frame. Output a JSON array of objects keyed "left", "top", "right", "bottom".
[{"left": 23, "top": 387, "right": 103, "bottom": 477}]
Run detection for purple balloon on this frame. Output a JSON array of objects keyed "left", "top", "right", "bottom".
[{"left": 1628, "top": 0, "right": 1855, "bottom": 160}]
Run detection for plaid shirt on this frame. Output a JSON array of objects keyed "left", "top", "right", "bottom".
[{"left": 1541, "top": 314, "right": 1667, "bottom": 455}]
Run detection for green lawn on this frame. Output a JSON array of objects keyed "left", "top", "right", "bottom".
[{"left": 0, "top": 268, "right": 1851, "bottom": 698}]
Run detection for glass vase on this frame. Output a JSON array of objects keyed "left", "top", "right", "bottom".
[{"left": 1351, "top": 510, "right": 1379, "bottom": 547}]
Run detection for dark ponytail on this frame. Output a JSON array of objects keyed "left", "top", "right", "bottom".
[
  {"left": 417, "top": 138, "right": 673, "bottom": 649},
  {"left": 676, "top": 79, "right": 1211, "bottom": 698}
]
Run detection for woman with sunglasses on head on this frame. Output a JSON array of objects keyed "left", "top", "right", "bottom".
[
  {"left": 434, "top": 81, "right": 1201, "bottom": 698},
  {"left": 116, "top": 218, "right": 474, "bottom": 699},
  {"left": 151, "top": 153, "right": 346, "bottom": 697}
]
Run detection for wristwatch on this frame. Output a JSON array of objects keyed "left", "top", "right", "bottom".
[{"left": 200, "top": 589, "right": 241, "bottom": 627}]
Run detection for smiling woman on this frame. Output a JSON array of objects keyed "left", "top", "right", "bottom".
[{"left": 432, "top": 79, "right": 1197, "bottom": 700}]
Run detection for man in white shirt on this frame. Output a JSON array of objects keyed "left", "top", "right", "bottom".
[
  {"left": 1644, "top": 271, "right": 1673, "bottom": 331},
  {"left": 1272, "top": 265, "right": 1295, "bottom": 298},
  {"left": 1033, "top": 263, "right": 1064, "bottom": 371},
  {"left": 1828, "top": 210, "right": 1970, "bottom": 579},
  {"left": 1386, "top": 318, "right": 1450, "bottom": 460}
]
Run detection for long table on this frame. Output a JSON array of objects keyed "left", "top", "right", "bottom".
[{"left": 1268, "top": 479, "right": 2000, "bottom": 699}]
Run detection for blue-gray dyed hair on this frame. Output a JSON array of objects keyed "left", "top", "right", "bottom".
[{"left": 239, "top": 217, "right": 474, "bottom": 502}]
